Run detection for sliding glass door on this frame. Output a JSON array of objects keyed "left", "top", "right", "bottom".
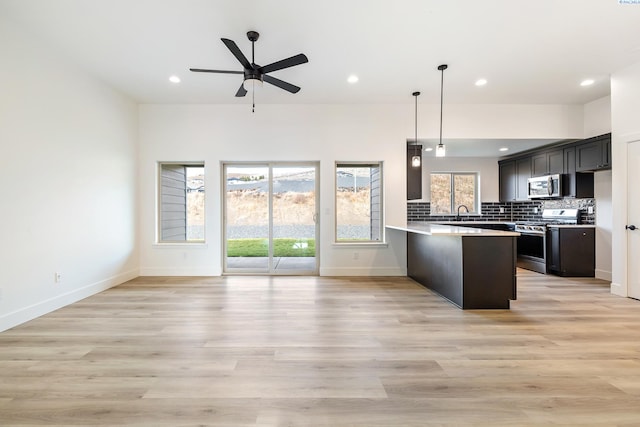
[{"left": 223, "top": 162, "right": 318, "bottom": 274}]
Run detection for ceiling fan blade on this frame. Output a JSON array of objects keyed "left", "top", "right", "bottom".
[
  {"left": 259, "top": 53, "right": 308, "bottom": 74},
  {"left": 189, "top": 68, "right": 243, "bottom": 74},
  {"left": 221, "top": 38, "right": 253, "bottom": 70},
  {"left": 235, "top": 83, "right": 247, "bottom": 97},
  {"left": 263, "top": 75, "right": 301, "bottom": 94}
]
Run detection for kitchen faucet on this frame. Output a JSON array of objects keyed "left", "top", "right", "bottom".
[{"left": 456, "top": 204, "right": 469, "bottom": 221}]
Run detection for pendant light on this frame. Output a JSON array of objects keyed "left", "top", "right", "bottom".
[
  {"left": 411, "top": 91, "right": 421, "bottom": 167},
  {"left": 436, "top": 64, "right": 448, "bottom": 158}
]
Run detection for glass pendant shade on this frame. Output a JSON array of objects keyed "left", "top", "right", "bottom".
[
  {"left": 435, "top": 143, "right": 446, "bottom": 157},
  {"left": 411, "top": 155, "right": 421, "bottom": 167}
]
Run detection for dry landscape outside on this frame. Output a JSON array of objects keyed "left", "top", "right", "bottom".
[
  {"left": 186, "top": 186, "right": 371, "bottom": 242},
  {"left": 224, "top": 189, "right": 370, "bottom": 226},
  {"left": 430, "top": 173, "right": 476, "bottom": 214}
]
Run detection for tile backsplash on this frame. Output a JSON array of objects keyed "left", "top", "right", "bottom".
[{"left": 407, "top": 199, "right": 595, "bottom": 224}]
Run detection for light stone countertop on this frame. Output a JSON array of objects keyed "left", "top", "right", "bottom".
[
  {"left": 545, "top": 224, "right": 596, "bottom": 228},
  {"left": 386, "top": 222, "right": 520, "bottom": 237}
]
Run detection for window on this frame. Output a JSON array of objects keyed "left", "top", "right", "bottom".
[
  {"left": 159, "top": 163, "right": 205, "bottom": 242},
  {"left": 335, "top": 162, "right": 383, "bottom": 242},
  {"left": 430, "top": 172, "right": 479, "bottom": 215}
]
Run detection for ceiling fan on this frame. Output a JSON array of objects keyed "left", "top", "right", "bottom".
[{"left": 190, "top": 31, "right": 308, "bottom": 105}]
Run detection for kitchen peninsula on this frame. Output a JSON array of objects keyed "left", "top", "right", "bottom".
[{"left": 387, "top": 223, "right": 520, "bottom": 309}]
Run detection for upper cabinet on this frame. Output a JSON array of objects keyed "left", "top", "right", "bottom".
[
  {"left": 531, "top": 149, "right": 564, "bottom": 177},
  {"left": 498, "top": 133, "right": 610, "bottom": 202},
  {"left": 575, "top": 133, "right": 612, "bottom": 172},
  {"left": 564, "top": 146, "right": 594, "bottom": 198},
  {"left": 499, "top": 157, "right": 531, "bottom": 202},
  {"left": 499, "top": 161, "right": 517, "bottom": 202}
]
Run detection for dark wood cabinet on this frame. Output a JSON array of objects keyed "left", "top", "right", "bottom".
[
  {"left": 532, "top": 149, "right": 564, "bottom": 177},
  {"left": 563, "top": 147, "right": 594, "bottom": 198},
  {"left": 531, "top": 153, "right": 547, "bottom": 177},
  {"left": 499, "top": 158, "right": 531, "bottom": 202},
  {"left": 576, "top": 133, "right": 612, "bottom": 171},
  {"left": 515, "top": 157, "right": 531, "bottom": 201},
  {"left": 548, "top": 149, "right": 564, "bottom": 175},
  {"left": 546, "top": 227, "right": 595, "bottom": 277},
  {"left": 499, "top": 160, "right": 517, "bottom": 202},
  {"left": 498, "top": 132, "right": 609, "bottom": 201}
]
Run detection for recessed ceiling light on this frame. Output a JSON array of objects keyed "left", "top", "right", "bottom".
[
  {"left": 424, "top": 147, "right": 433, "bottom": 152},
  {"left": 475, "top": 79, "right": 487, "bottom": 86},
  {"left": 169, "top": 75, "right": 181, "bottom": 83},
  {"left": 499, "top": 147, "right": 509, "bottom": 152},
  {"left": 347, "top": 75, "right": 359, "bottom": 84},
  {"left": 580, "top": 79, "right": 594, "bottom": 87}
]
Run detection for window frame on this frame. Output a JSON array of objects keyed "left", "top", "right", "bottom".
[
  {"left": 157, "top": 161, "right": 206, "bottom": 244},
  {"left": 334, "top": 161, "right": 385, "bottom": 245},
  {"left": 429, "top": 171, "right": 480, "bottom": 215}
]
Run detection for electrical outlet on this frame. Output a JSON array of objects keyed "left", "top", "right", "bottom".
[
  {"left": 588, "top": 206, "right": 594, "bottom": 214},
  {"left": 533, "top": 207, "right": 539, "bottom": 214},
  {"left": 55, "top": 272, "right": 62, "bottom": 283},
  {"left": 499, "top": 207, "right": 505, "bottom": 214}
]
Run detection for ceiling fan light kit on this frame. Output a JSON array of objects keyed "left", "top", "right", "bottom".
[{"left": 190, "top": 30, "right": 308, "bottom": 111}]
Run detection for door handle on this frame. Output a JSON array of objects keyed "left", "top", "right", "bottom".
[{"left": 626, "top": 225, "right": 637, "bottom": 231}]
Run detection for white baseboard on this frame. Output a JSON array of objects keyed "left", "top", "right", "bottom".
[
  {"left": 610, "top": 281, "right": 626, "bottom": 297},
  {"left": 319, "top": 267, "right": 407, "bottom": 276},
  {"left": 595, "top": 269, "right": 612, "bottom": 281},
  {"left": 139, "top": 267, "right": 221, "bottom": 276},
  {"left": 0, "top": 269, "right": 139, "bottom": 333}
]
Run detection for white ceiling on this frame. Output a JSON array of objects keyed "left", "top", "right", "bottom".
[
  {"left": 2, "top": 0, "right": 639, "bottom": 156},
  {"left": 3, "top": 0, "right": 640, "bottom": 106}
]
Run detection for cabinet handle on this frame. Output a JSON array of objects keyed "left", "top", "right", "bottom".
[{"left": 626, "top": 225, "right": 637, "bottom": 231}]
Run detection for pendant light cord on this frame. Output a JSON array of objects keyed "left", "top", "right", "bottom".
[
  {"left": 439, "top": 67, "right": 444, "bottom": 146},
  {"left": 412, "top": 91, "right": 420, "bottom": 157},
  {"left": 414, "top": 93, "right": 418, "bottom": 156}
]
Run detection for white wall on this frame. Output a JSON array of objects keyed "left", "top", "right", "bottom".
[
  {"left": 583, "top": 96, "right": 613, "bottom": 281},
  {"left": 595, "top": 170, "right": 612, "bottom": 281},
  {"left": 0, "top": 18, "right": 139, "bottom": 331},
  {"left": 418, "top": 157, "right": 500, "bottom": 203},
  {"left": 611, "top": 61, "right": 640, "bottom": 296},
  {"left": 584, "top": 96, "right": 611, "bottom": 138},
  {"left": 138, "top": 104, "right": 409, "bottom": 276},
  {"left": 138, "top": 103, "right": 583, "bottom": 277}
]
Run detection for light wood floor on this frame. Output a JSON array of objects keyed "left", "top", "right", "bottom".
[{"left": 1, "top": 270, "right": 640, "bottom": 426}]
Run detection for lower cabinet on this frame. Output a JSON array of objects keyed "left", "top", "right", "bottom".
[{"left": 546, "top": 227, "right": 595, "bottom": 277}]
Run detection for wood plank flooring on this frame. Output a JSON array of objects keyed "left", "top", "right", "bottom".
[{"left": 1, "top": 270, "right": 640, "bottom": 426}]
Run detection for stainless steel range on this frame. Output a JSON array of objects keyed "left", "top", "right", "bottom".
[{"left": 515, "top": 209, "right": 579, "bottom": 273}]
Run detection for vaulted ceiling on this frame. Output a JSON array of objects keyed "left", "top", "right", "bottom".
[{"left": 3, "top": 0, "right": 640, "bottom": 107}]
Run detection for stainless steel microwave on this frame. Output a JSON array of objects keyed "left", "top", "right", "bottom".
[{"left": 527, "top": 174, "right": 562, "bottom": 199}]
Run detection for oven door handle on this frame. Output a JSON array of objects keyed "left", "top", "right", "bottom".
[{"left": 547, "top": 176, "right": 553, "bottom": 196}]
